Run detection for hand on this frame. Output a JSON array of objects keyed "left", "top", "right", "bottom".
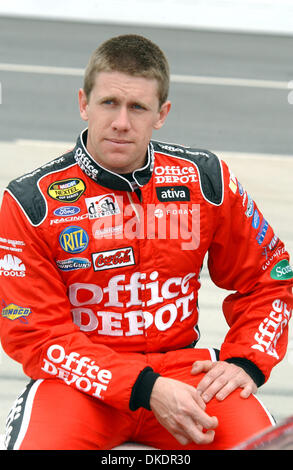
[
  {"left": 191, "top": 360, "right": 257, "bottom": 403},
  {"left": 149, "top": 376, "right": 218, "bottom": 446}
]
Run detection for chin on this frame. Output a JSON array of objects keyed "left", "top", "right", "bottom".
[{"left": 104, "top": 156, "right": 135, "bottom": 174}]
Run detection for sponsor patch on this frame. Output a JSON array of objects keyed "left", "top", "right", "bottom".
[
  {"left": 59, "top": 226, "right": 89, "bottom": 254},
  {"left": 69, "top": 271, "right": 198, "bottom": 336},
  {"left": 48, "top": 178, "right": 86, "bottom": 203},
  {"left": 270, "top": 260, "right": 293, "bottom": 280},
  {"left": 1, "top": 303, "right": 31, "bottom": 321},
  {"left": 0, "top": 237, "right": 25, "bottom": 249},
  {"left": 74, "top": 147, "right": 99, "bottom": 181},
  {"left": 251, "top": 299, "right": 291, "bottom": 359},
  {"left": 54, "top": 206, "right": 81, "bottom": 217},
  {"left": 156, "top": 186, "right": 190, "bottom": 202},
  {"left": 93, "top": 225, "right": 123, "bottom": 239},
  {"left": 262, "top": 247, "right": 285, "bottom": 271},
  {"left": 256, "top": 219, "right": 269, "bottom": 245},
  {"left": 50, "top": 213, "right": 88, "bottom": 226},
  {"left": 92, "top": 247, "right": 135, "bottom": 271},
  {"left": 85, "top": 194, "right": 121, "bottom": 220},
  {"left": 0, "top": 254, "right": 26, "bottom": 277},
  {"left": 262, "top": 235, "right": 279, "bottom": 259},
  {"left": 154, "top": 165, "right": 197, "bottom": 184},
  {"left": 245, "top": 195, "right": 254, "bottom": 218},
  {"left": 252, "top": 209, "right": 260, "bottom": 229},
  {"left": 238, "top": 181, "right": 244, "bottom": 196},
  {"left": 56, "top": 258, "right": 91, "bottom": 271},
  {"left": 229, "top": 172, "right": 238, "bottom": 194},
  {"left": 41, "top": 344, "right": 112, "bottom": 399}
]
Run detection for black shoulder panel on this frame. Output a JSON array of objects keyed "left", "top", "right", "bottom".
[
  {"left": 152, "top": 141, "right": 223, "bottom": 205},
  {"left": 7, "top": 151, "right": 76, "bottom": 226}
]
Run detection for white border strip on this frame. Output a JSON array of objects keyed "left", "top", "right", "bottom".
[
  {"left": 1, "top": 0, "right": 293, "bottom": 36},
  {"left": 13, "top": 379, "right": 44, "bottom": 450},
  {"left": 208, "top": 348, "right": 218, "bottom": 362},
  {"left": 252, "top": 393, "right": 276, "bottom": 427},
  {"left": 0, "top": 63, "right": 289, "bottom": 91}
]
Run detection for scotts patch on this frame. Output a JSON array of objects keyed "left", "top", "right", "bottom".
[
  {"left": 59, "top": 226, "right": 89, "bottom": 254},
  {"left": 92, "top": 247, "right": 135, "bottom": 271},
  {"left": 48, "top": 178, "right": 86, "bottom": 203},
  {"left": 156, "top": 186, "right": 190, "bottom": 202},
  {"left": 270, "top": 260, "right": 293, "bottom": 280},
  {"left": 1, "top": 303, "right": 31, "bottom": 321}
]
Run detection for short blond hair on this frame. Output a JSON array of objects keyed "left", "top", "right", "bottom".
[{"left": 83, "top": 34, "right": 170, "bottom": 107}]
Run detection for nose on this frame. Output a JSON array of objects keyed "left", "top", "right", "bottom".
[{"left": 111, "top": 106, "right": 131, "bottom": 132}]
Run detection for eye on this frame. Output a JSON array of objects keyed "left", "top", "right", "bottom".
[
  {"left": 99, "top": 98, "right": 117, "bottom": 107},
  {"left": 132, "top": 103, "right": 145, "bottom": 111}
]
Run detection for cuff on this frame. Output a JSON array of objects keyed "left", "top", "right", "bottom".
[
  {"left": 224, "top": 357, "right": 265, "bottom": 387},
  {"left": 129, "top": 366, "right": 160, "bottom": 411}
]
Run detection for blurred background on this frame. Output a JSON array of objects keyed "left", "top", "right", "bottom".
[{"left": 0, "top": 0, "right": 292, "bottom": 445}]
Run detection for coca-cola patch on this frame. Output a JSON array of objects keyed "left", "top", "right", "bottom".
[{"left": 91, "top": 247, "right": 135, "bottom": 271}]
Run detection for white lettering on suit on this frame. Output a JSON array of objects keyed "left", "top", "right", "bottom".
[
  {"left": 41, "top": 344, "right": 112, "bottom": 399},
  {"left": 69, "top": 271, "right": 197, "bottom": 336}
]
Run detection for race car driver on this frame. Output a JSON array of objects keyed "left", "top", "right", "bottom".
[{"left": 0, "top": 34, "right": 292, "bottom": 450}]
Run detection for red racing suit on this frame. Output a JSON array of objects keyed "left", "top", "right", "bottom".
[{"left": 0, "top": 128, "right": 292, "bottom": 413}]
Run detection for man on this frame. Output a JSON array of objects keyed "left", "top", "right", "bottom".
[{"left": 0, "top": 34, "right": 292, "bottom": 450}]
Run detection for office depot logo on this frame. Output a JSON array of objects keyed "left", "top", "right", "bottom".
[
  {"left": 42, "top": 344, "right": 112, "bottom": 399},
  {"left": 154, "top": 165, "right": 197, "bottom": 184}
]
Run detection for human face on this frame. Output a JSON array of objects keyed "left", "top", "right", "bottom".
[{"left": 79, "top": 71, "right": 171, "bottom": 174}]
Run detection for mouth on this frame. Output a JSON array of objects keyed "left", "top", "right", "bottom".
[{"left": 105, "top": 138, "right": 133, "bottom": 145}]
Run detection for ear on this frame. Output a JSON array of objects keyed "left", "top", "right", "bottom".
[
  {"left": 78, "top": 88, "right": 89, "bottom": 122},
  {"left": 153, "top": 101, "right": 171, "bottom": 130}
]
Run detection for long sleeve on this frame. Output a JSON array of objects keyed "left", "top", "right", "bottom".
[
  {"left": 0, "top": 191, "right": 149, "bottom": 411},
  {"left": 208, "top": 161, "right": 293, "bottom": 383}
]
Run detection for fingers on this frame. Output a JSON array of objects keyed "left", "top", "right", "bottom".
[
  {"left": 191, "top": 360, "right": 213, "bottom": 375},
  {"left": 240, "top": 382, "right": 257, "bottom": 398},
  {"left": 182, "top": 391, "right": 218, "bottom": 445},
  {"left": 192, "top": 361, "right": 257, "bottom": 403},
  {"left": 173, "top": 430, "right": 215, "bottom": 447},
  {"left": 212, "top": 378, "right": 240, "bottom": 402},
  {"left": 183, "top": 427, "right": 216, "bottom": 446},
  {"left": 195, "top": 362, "right": 227, "bottom": 402},
  {"left": 215, "top": 379, "right": 256, "bottom": 401},
  {"left": 172, "top": 418, "right": 217, "bottom": 446},
  {"left": 190, "top": 399, "right": 219, "bottom": 430},
  {"left": 150, "top": 377, "right": 218, "bottom": 447},
  {"left": 173, "top": 432, "right": 190, "bottom": 446},
  {"left": 191, "top": 387, "right": 207, "bottom": 410},
  {"left": 189, "top": 387, "right": 219, "bottom": 429}
]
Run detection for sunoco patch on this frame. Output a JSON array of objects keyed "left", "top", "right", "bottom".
[
  {"left": 48, "top": 178, "right": 86, "bottom": 203},
  {"left": 1, "top": 303, "right": 31, "bottom": 321}
]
